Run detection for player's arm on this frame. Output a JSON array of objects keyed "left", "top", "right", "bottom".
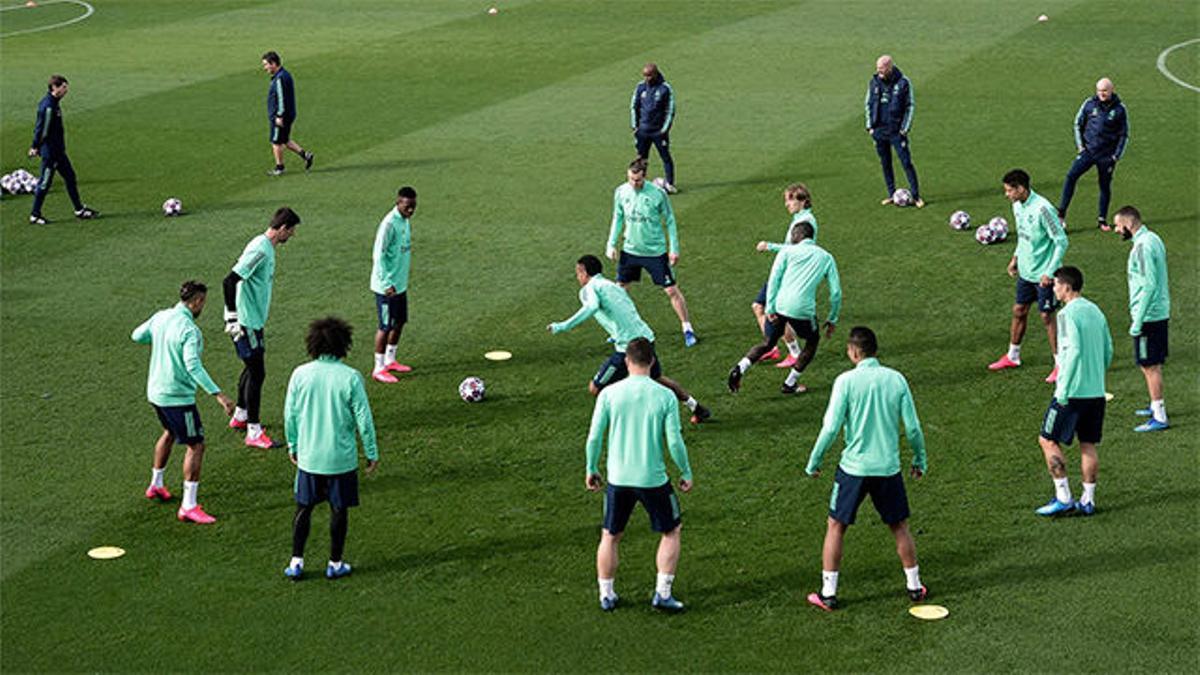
[
  {"left": 900, "top": 78, "right": 914, "bottom": 135},
  {"left": 899, "top": 381, "right": 927, "bottom": 475},
  {"left": 1113, "top": 106, "right": 1129, "bottom": 161},
  {"left": 764, "top": 252, "right": 786, "bottom": 316},
  {"left": 275, "top": 77, "right": 286, "bottom": 119},
  {"left": 806, "top": 377, "right": 848, "bottom": 475},
  {"left": 373, "top": 222, "right": 398, "bottom": 292},
  {"left": 549, "top": 286, "right": 600, "bottom": 334},
  {"left": 30, "top": 103, "right": 50, "bottom": 151},
  {"left": 284, "top": 372, "right": 300, "bottom": 459},
  {"left": 664, "top": 399, "right": 692, "bottom": 482},
  {"left": 1053, "top": 313, "right": 1074, "bottom": 404},
  {"left": 221, "top": 271, "right": 245, "bottom": 339},
  {"left": 606, "top": 189, "right": 624, "bottom": 258},
  {"left": 863, "top": 83, "right": 873, "bottom": 131},
  {"left": 1103, "top": 316, "right": 1114, "bottom": 372},
  {"left": 630, "top": 87, "right": 639, "bottom": 130},
  {"left": 350, "top": 373, "right": 380, "bottom": 468},
  {"left": 1073, "top": 99, "right": 1087, "bottom": 152},
  {"left": 1042, "top": 207, "right": 1068, "bottom": 276},
  {"left": 181, "top": 329, "right": 221, "bottom": 395},
  {"left": 1129, "top": 244, "right": 1151, "bottom": 335},
  {"left": 661, "top": 193, "right": 680, "bottom": 258},
  {"left": 131, "top": 317, "right": 153, "bottom": 344},
  {"left": 825, "top": 257, "right": 843, "bottom": 327},
  {"left": 584, "top": 393, "right": 610, "bottom": 488},
  {"left": 659, "top": 83, "right": 675, "bottom": 135}
]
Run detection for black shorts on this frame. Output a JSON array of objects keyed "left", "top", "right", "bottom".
[
  {"left": 234, "top": 328, "right": 265, "bottom": 361},
  {"left": 1015, "top": 277, "right": 1058, "bottom": 314},
  {"left": 1133, "top": 319, "right": 1168, "bottom": 366},
  {"left": 1041, "top": 397, "right": 1106, "bottom": 445},
  {"left": 294, "top": 468, "right": 360, "bottom": 509},
  {"left": 603, "top": 482, "right": 681, "bottom": 534},
  {"left": 754, "top": 282, "right": 768, "bottom": 306},
  {"left": 764, "top": 314, "right": 819, "bottom": 344},
  {"left": 270, "top": 119, "right": 293, "bottom": 144},
  {"left": 593, "top": 343, "right": 662, "bottom": 390},
  {"left": 153, "top": 404, "right": 204, "bottom": 445},
  {"left": 617, "top": 251, "right": 676, "bottom": 287},
  {"left": 828, "top": 467, "right": 910, "bottom": 526},
  {"left": 375, "top": 291, "right": 408, "bottom": 331}
]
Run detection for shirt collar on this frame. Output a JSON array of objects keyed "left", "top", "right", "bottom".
[
  {"left": 316, "top": 354, "right": 341, "bottom": 363},
  {"left": 1131, "top": 225, "right": 1151, "bottom": 244},
  {"left": 855, "top": 357, "right": 880, "bottom": 370}
]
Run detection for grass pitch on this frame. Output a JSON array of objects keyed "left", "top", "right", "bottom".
[{"left": 2, "top": 0, "right": 1197, "bottom": 671}]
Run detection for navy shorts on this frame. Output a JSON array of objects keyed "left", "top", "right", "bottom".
[
  {"left": 754, "top": 282, "right": 768, "bottom": 306},
  {"left": 294, "top": 468, "right": 360, "bottom": 509},
  {"left": 1133, "top": 319, "right": 1168, "bottom": 366},
  {"left": 829, "top": 467, "right": 910, "bottom": 525},
  {"left": 270, "top": 119, "right": 292, "bottom": 144},
  {"left": 234, "top": 328, "right": 265, "bottom": 361},
  {"left": 603, "top": 482, "right": 681, "bottom": 534},
  {"left": 593, "top": 343, "right": 662, "bottom": 390},
  {"left": 763, "top": 314, "right": 819, "bottom": 344},
  {"left": 1015, "top": 277, "right": 1058, "bottom": 313},
  {"left": 153, "top": 404, "right": 204, "bottom": 445},
  {"left": 375, "top": 291, "right": 408, "bottom": 331},
  {"left": 617, "top": 251, "right": 676, "bottom": 287},
  {"left": 1041, "top": 397, "right": 1106, "bottom": 445}
]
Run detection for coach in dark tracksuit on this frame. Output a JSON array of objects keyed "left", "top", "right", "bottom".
[
  {"left": 865, "top": 55, "right": 922, "bottom": 207},
  {"left": 28, "top": 74, "right": 97, "bottom": 224},
  {"left": 262, "top": 51, "right": 313, "bottom": 176},
  {"left": 1057, "top": 78, "right": 1128, "bottom": 231},
  {"left": 631, "top": 62, "right": 677, "bottom": 192}
]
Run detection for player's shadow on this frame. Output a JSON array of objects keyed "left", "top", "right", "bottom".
[{"left": 313, "top": 157, "right": 462, "bottom": 175}]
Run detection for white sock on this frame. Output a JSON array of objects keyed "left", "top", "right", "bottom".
[
  {"left": 248, "top": 423, "right": 263, "bottom": 439},
  {"left": 786, "top": 339, "right": 801, "bottom": 357},
  {"left": 737, "top": 357, "right": 752, "bottom": 374},
  {"left": 150, "top": 468, "right": 165, "bottom": 489},
  {"left": 655, "top": 572, "right": 675, "bottom": 599},
  {"left": 681, "top": 321, "right": 693, "bottom": 334},
  {"left": 182, "top": 480, "right": 199, "bottom": 510},
  {"left": 385, "top": 344, "right": 398, "bottom": 364},
  {"left": 684, "top": 396, "right": 698, "bottom": 412},
  {"left": 233, "top": 407, "right": 248, "bottom": 422},
  {"left": 821, "top": 570, "right": 839, "bottom": 597},
  {"left": 904, "top": 565, "right": 921, "bottom": 591},
  {"left": 1081, "top": 482, "right": 1096, "bottom": 506},
  {"left": 289, "top": 556, "right": 303, "bottom": 569},
  {"left": 329, "top": 560, "right": 342, "bottom": 569},
  {"left": 785, "top": 369, "right": 801, "bottom": 387},
  {"left": 1007, "top": 344, "right": 1021, "bottom": 361},
  {"left": 374, "top": 353, "right": 385, "bottom": 371},
  {"left": 598, "top": 577, "right": 615, "bottom": 600},
  {"left": 1151, "top": 399, "right": 1167, "bottom": 423},
  {"left": 1053, "top": 477, "right": 1072, "bottom": 503}
]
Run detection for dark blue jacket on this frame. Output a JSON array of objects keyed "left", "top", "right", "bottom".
[
  {"left": 31, "top": 93, "right": 66, "bottom": 155},
  {"left": 268, "top": 68, "right": 296, "bottom": 121},
  {"left": 1074, "top": 93, "right": 1128, "bottom": 160},
  {"left": 630, "top": 72, "right": 675, "bottom": 136},
  {"left": 864, "top": 67, "right": 914, "bottom": 136}
]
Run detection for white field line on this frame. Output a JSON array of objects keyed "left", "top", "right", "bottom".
[
  {"left": 1156, "top": 38, "right": 1200, "bottom": 93},
  {"left": 0, "top": 0, "right": 94, "bottom": 38}
]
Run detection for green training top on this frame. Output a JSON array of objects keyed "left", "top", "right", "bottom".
[
  {"left": 765, "top": 240, "right": 842, "bottom": 323},
  {"left": 766, "top": 208, "right": 819, "bottom": 251},
  {"left": 586, "top": 374, "right": 691, "bottom": 487},
  {"left": 232, "top": 234, "right": 276, "bottom": 330},
  {"left": 1054, "top": 297, "right": 1113, "bottom": 403},
  {"left": 1126, "top": 226, "right": 1170, "bottom": 335},
  {"left": 608, "top": 182, "right": 679, "bottom": 257},
  {"left": 284, "top": 355, "right": 379, "bottom": 475},
  {"left": 131, "top": 302, "right": 221, "bottom": 407},
  {"left": 549, "top": 275, "right": 655, "bottom": 351},
  {"left": 1012, "top": 190, "right": 1068, "bottom": 283},
  {"left": 370, "top": 207, "right": 412, "bottom": 295},
  {"left": 806, "top": 358, "right": 926, "bottom": 477}
]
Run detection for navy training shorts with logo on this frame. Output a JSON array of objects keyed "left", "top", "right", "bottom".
[
  {"left": 602, "top": 481, "right": 681, "bottom": 534},
  {"left": 234, "top": 328, "right": 266, "bottom": 361},
  {"left": 617, "top": 251, "right": 676, "bottom": 287},
  {"left": 270, "top": 119, "right": 293, "bottom": 144},
  {"left": 828, "top": 467, "right": 910, "bottom": 526},
  {"left": 375, "top": 291, "right": 408, "bottom": 332},
  {"left": 1132, "top": 319, "right": 1168, "bottom": 367},
  {"left": 1015, "top": 277, "right": 1058, "bottom": 314},
  {"left": 153, "top": 403, "right": 205, "bottom": 445},
  {"left": 1041, "top": 396, "right": 1106, "bottom": 445},
  {"left": 592, "top": 342, "right": 663, "bottom": 390},
  {"left": 294, "top": 468, "right": 360, "bottom": 509}
]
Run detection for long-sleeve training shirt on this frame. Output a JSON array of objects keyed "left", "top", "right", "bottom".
[
  {"left": 1013, "top": 190, "right": 1068, "bottom": 283},
  {"left": 285, "top": 355, "right": 378, "bottom": 475},
  {"left": 231, "top": 234, "right": 276, "bottom": 330},
  {"left": 267, "top": 67, "right": 296, "bottom": 121},
  {"left": 586, "top": 374, "right": 691, "bottom": 488},
  {"left": 549, "top": 275, "right": 654, "bottom": 352},
  {"left": 765, "top": 240, "right": 841, "bottom": 324},
  {"left": 1126, "top": 226, "right": 1170, "bottom": 335},
  {"left": 608, "top": 182, "right": 679, "bottom": 257},
  {"left": 131, "top": 303, "right": 221, "bottom": 407},
  {"left": 370, "top": 207, "right": 412, "bottom": 295},
  {"left": 1055, "top": 297, "right": 1113, "bottom": 404}
]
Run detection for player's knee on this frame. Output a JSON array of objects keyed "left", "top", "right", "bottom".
[
  {"left": 1012, "top": 304, "right": 1029, "bottom": 318},
  {"left": 188, "top": 442, "right": 206, "bottom": 455}
]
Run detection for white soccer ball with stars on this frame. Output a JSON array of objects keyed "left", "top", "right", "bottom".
[
  {"left": 652, "top": 177, "right": 667, "bottom": 190},
  {"left": 162, "top": 197, "right": 183, "bottom": 217},
  {"left": 458, "top": 376, "right": 486, "bottom": 402},
  {"left": 975, "top": 224, "right": 999, "bottom": 245},
  {"left": 891, "top": 188, "right": 913, "bottom": 206},
  {"left": 949, "top": 210, "right": 971, "bottom": 230},
  {"left": 987, "top": 216, "right": 1009, "bottom": 241}
]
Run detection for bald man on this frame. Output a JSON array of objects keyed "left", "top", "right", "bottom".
[
  {"left": 865, "top": 55, "right": 923, "bottom": 208},
  {"left": 1058, "top": 78, "right": 1128, "bottom": 231},
  {"left": 631, "top": 63, "right": 677, "bottom": 193}
]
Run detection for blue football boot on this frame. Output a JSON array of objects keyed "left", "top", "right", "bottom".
[
  {"left": 651, "top": 593, "right": 685, "bottom": 613},
  {"left": 1134, "top": 419, "right": 1169, "bottom": 433},
  {"left": 326, "top": 561, "right": 353, "bottom": 580},
  {"left": 1035, "top": 498, "right": 1076, "bottom": 516},
  {"left": 599, "top": 593, "right": 620, "bottom": 612}
]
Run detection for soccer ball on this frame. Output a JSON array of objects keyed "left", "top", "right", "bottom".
[
  {"left": 987, "top": 216, "right": 1009, "bottom": 241},
  {"left": 652, "top": 177, "right": 667, "bottom": 190},
  {"left": 0, "top": 174, "right": 14, "bottom": 194},
  {"left": 949, "top": 210, "right": 971, "bottom": 230},
  {"left": 162, "top": 198, "right": 183, "bottom": 216},
  {"left": 891, "top": 188, "right": 913, "bottom": 206},
  {"left": 975, "top": 224, "right": 999, "bottom": 245},
  {"left": 458, "top": 376, "right": 485, "bottom": 402}
]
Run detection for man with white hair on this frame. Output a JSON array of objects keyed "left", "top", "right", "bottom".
[{"left": 1057, "top": 78, "right": 1129, "bottom": 231}]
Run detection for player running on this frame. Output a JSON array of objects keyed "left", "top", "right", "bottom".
[
  {"left": 729, "top": 220, "right": 840, "bottom": 395},
  {"left": 369, "top": 186, "right": 417, "bottom": 383},
  {"left": 988, "top": 169, "right": 1069, "bottom": 383},
  {"left": 131, "top": 281, "right": 235, "bottom": 524},
  {"left": 223, "top": 207, "right": 300, "bottom": 448},
  {"left": 607, "top": 158, "right": 698, "bottom": 347},
  {"left": 548, "top": 255, "right": 711, "bottom": 424},
  {"left": 751, "top": 183, "right": 819, "bottom": 367}
]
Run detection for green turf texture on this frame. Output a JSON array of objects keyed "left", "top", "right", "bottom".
[{"left": 2, "top": 0, "right": 1197, "bottom": 671}]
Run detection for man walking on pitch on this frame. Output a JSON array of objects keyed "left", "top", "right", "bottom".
[
  {"left": 865, "top": 55, "right": 923, "bottom": 208},
  {"left": 262, "top": 51, "right": 314, "bottom": 176},
  {"left": 28, "top": 75, "right": 98, "bottom": 224},
  {"left": 1113, "top": 206, "right": 1170, "bottom": 433},
  {"left": 630, "top": 62, "right": 677, "bottom": 193},
  {"left": 607, "top": 158, "right": 697, "bottom": 346},
  {"left": 751, "top": 183, "right": 820, "bottom": 368},
  {"left": 1058, "top": 78, "right": 1129, "bottom": 231},
  {"left": 369, "top": 186, "right": 418, "bottom": 383},
  {"left": 730, "top": 220, "right": 840, "bottom": 395},
  {"left": 132, "top": 281, "right": 235, "bottom": 524},
  {"left": 585, "top": 337, "right": 692, "bottom": 612},
  {"left": 547, "top": 255, "right": 710, "bottom": 424},
  {"left": 284, "top": 317, "right": 379, "bottom": 580},
  {"left": 1034, "top": 266, "right": 1112, "bottom": 517},
  {"left": 805, "top": 327, "right": 928, "bottom": 611},
  {"left": 988, "top": 169, "right": 1069, "bottom": 383},
  {"left": 223, "top": 207, "right": 300, "bottom": 448}
]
